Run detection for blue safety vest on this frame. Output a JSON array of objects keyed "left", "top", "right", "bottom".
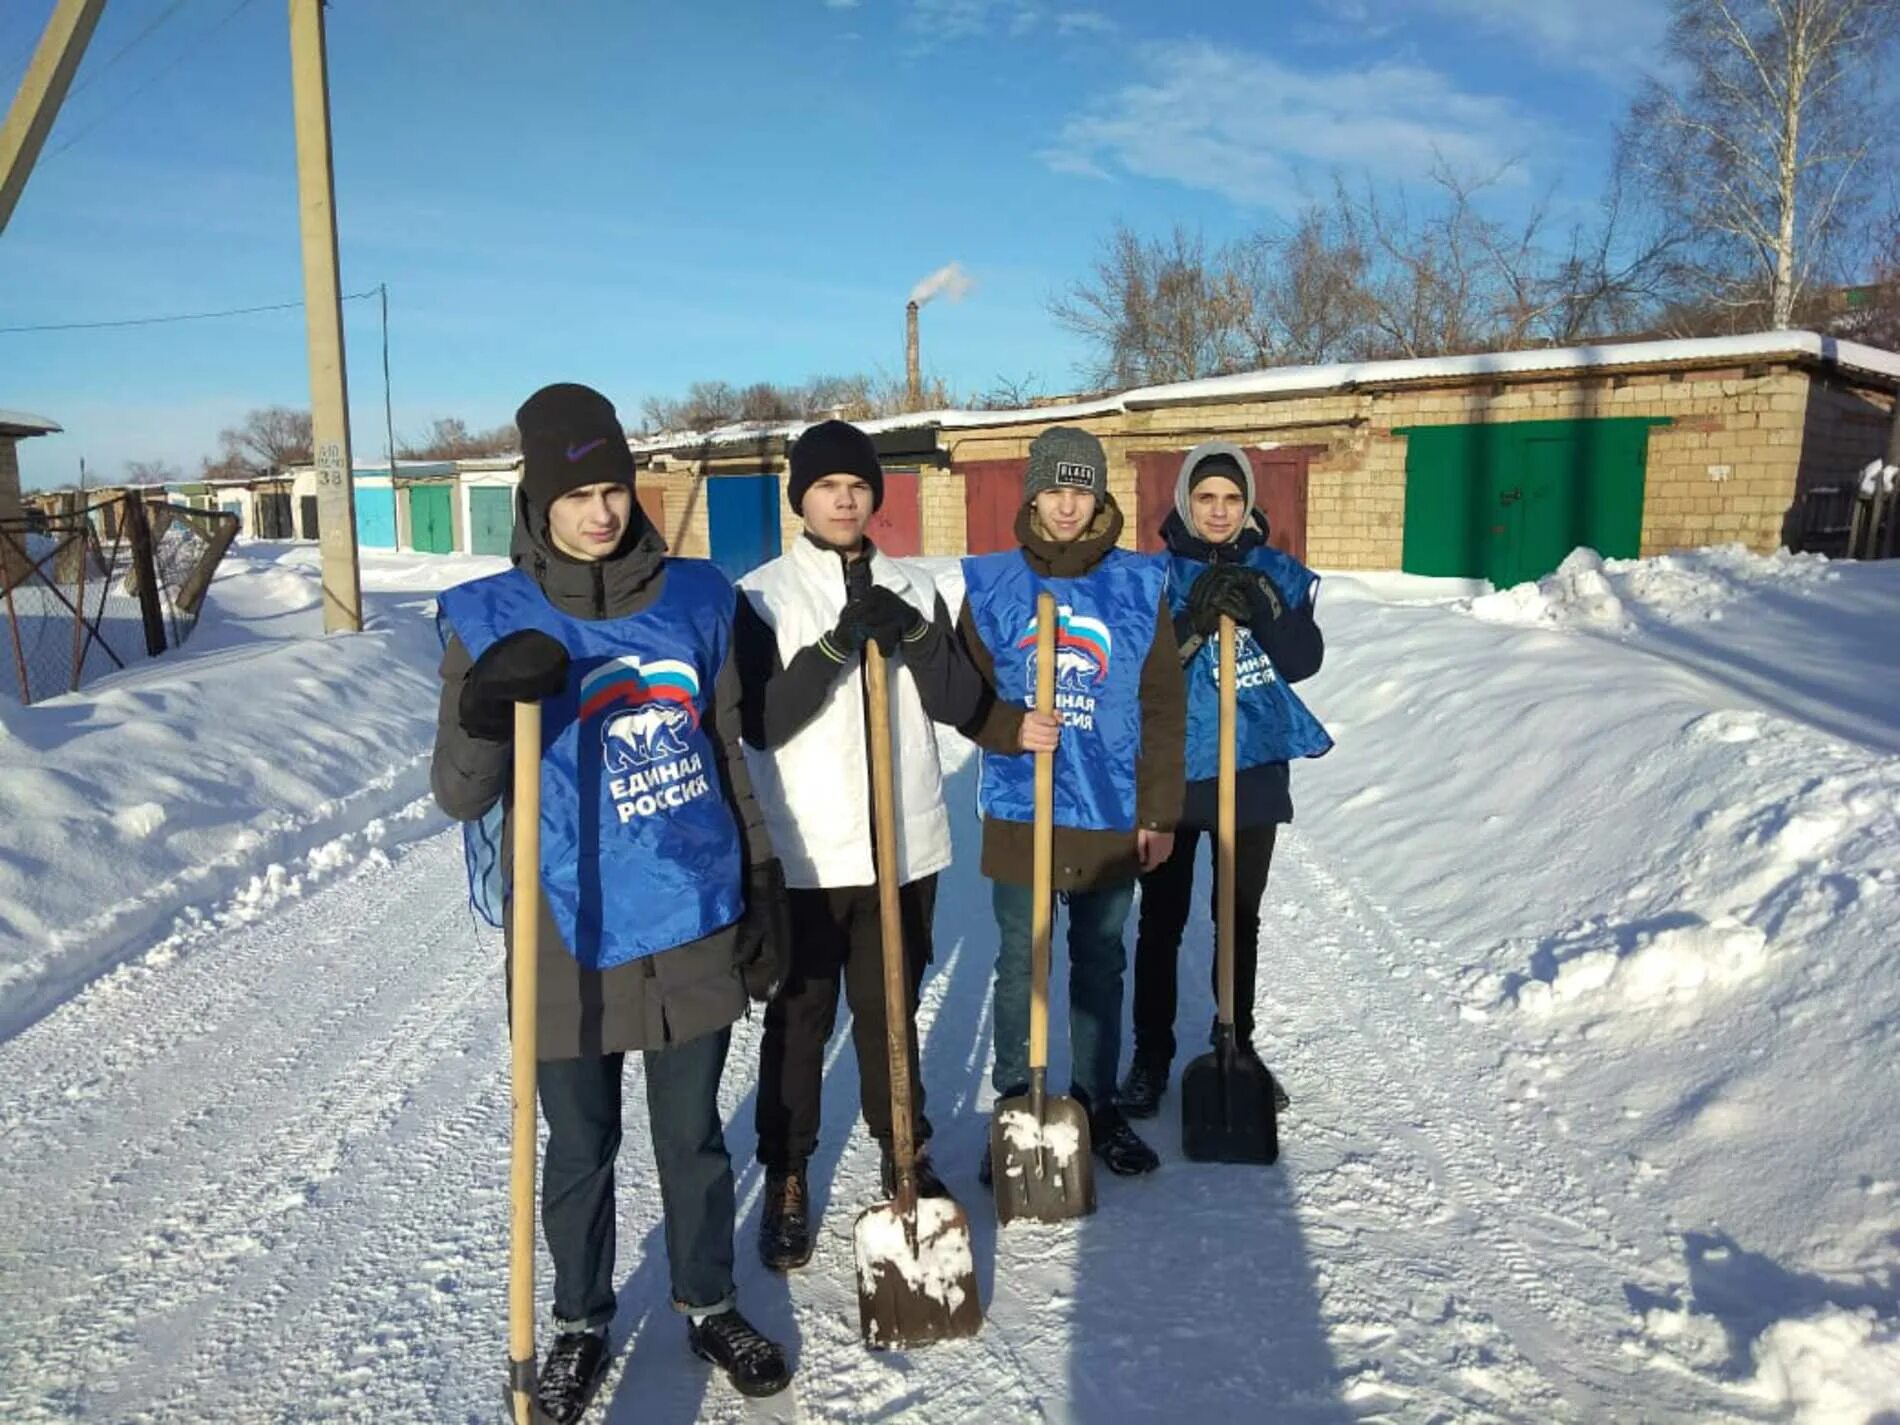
[
  {"left": 436, "top": 561, "right": 744, "bottom": 969},
  {"left": 961, "top": 548, "right": 1166, "bottom": 832},
  {"left": 1168, "top": 546, "right": 1332, "bottom": 782}
]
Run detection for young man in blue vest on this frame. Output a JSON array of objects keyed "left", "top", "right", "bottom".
[
  {"left": 1117, "top": 442, "right": 1330, "bottom": 1119},
  {"left": 431, "top": 384, "right": 793, "bottom": 1421},
  {"left": 732, "top": 419, "right": 987, "bottom": 1271},
  {"left": 956, "top": 426, "right": 1187, "bottom": 1179}
]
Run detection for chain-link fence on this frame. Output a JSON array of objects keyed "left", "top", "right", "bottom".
[{"left": 0, "top": 496, "right": 239, "bottom": 705}]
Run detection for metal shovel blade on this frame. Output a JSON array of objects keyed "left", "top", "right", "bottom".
[
  {"left": 854, "top": 1197, "right": 984, "bottom": 1350},
  {"left": 989, "top": 1083, "right": 1095, "bottom": 1225},
  {"left": 1181, "top": 1029, "right": 1279, "bottom": 1165}
]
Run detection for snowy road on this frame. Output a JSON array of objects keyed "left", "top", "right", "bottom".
[{"left": 0, "top": 789, "right": 1768, "bottom": 1423}]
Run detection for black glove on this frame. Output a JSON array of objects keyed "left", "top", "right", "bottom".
[
  {"left": 457, "top": 630, "right": 571, "bottom": 740},
  {"left": 829, "top": 586, "right": 922, "bottom": 658},
  {"left": 734, "top": 858, "right": 790, "bottom": 1001},
  {"left": 1186, "top": 565, "right": 1256, "bottom": 636},
  {"left": 1241, "top": 569, "right": 1287, "bottom": 626}
]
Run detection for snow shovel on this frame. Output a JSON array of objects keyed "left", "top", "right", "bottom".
[
  {"left": 503, "top": 700, "right": 557, "bottom": 1425},
  {"left": 855, "top": 640, "right": 983, "bottom": 1349},
  {"left": 990, "top": 590, "right": 1096, "bottom": 1225},
  {"left": 1181, "top": 614, "right": 1279, "bottom": 1165}
]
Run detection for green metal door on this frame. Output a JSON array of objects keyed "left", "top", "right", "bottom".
[
  {"left": 409, "top": 484, "right": 455, "bottom": 554},
  {"left": 469, "top": 485, "right": 513, "bottom": 556},
  {"left": 1399, "top": 417, "right": 1665, "bottom": 586}
]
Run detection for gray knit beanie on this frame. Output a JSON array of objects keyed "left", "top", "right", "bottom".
[
  {"left": 1024, "top": 426, "right": 1109, "bottom": 504},
  {"left": 1175, "top": 440, "right": 1256, "bottom": 537}
]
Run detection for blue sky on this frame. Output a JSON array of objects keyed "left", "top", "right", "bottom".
[{"left": 1, "top": 0, "right": 1670, "bottom": 489}]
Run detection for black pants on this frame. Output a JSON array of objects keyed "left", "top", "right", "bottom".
[
  {"left": 538, "top": 1026, "right": 735, "bottom": 1331},
  {"left": 1131, "top": 824, "right": 1276, "bottom": 1065},
  {"left": 755, "top": 876, "right": 936, "bottom": 1170}
]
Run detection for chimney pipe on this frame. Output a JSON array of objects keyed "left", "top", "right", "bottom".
[{"left": 905, "top": 300, "right": 921, "bottom": 411}]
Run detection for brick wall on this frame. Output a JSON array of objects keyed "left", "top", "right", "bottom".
[{"left": 637, "top": 356, "right": 1896, "bottom": 571}]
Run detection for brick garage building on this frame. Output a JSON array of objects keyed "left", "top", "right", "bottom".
[{"left": 630, "top": 331, "right": 1899, "bottom": 585}]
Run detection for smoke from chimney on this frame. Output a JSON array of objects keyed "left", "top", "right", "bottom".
[
  {"left": 909, "top": 261, "right": 973, "bottom": 307},
  {"left": 905, "top": 263, "right": 972, "bottom": 411}
]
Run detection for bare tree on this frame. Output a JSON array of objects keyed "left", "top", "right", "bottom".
[
  {"left": 399, "top": 417, "right": 518, "bottom": 460},
  {"left": 974, "top": 373, "right": 1045, "bottom": 410},
  {"left": 216, "top": 406, "right": 314, "bottom": 473},
  {"left": 1230, "top": 205, "right": 1376, "bottom": 365},
  {"left": 122, "top": 458, "right": 181, "bottom": 486},
  {"left": 1050, "top": 223, "right": 1249, "bottom": 388},
  {"left": 1624, "top": 0, "right": 1898, "bottom": 328}
]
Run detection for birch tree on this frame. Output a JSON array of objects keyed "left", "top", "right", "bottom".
[{"left": 1625, "top": 0, "right": 1897, "bottom": 328}]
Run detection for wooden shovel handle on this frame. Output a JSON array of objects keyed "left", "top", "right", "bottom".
[
  {"left": 1216, "top": 614, "right": 1237, "bottom": 1029},
  {"left": 864, "top": 642, "right": 919, "bottom": 1215},
  {"left": 1030, "top": 591, "right": 1057, "bottom": 1073},
  {"left": 509, "top": 700, "right": 542, "bottom": 1422}
]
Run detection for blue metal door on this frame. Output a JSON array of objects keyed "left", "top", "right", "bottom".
[
  {"left": 355, "top": 485, "right": 397, "bottom": 548},
  {"left": 707, "top": 474, "right": 781, "bottom": 581}
]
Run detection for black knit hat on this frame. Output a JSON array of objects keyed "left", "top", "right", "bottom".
[
  {"left": 515, "top": 382, "right": 635, "bottom": 509},
  {"left": 788, "top": 419, "right": 884, "bottom": 513}
]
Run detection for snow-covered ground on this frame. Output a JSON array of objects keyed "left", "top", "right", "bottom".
[{"left": 1, "top": 542, "right": 1895, "bottom": 1422}]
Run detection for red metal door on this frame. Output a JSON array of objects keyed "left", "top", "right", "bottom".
[
  {"left": 958, "top": 458, "right": 1027, "bottom": 555},
  {"left": 865, "top": 470, "right": 920, "bottom": 556},
  {"left": 1132, "top": 451, "right": 1179, "bottom": 552},
  {"left": 1133, "top": 446, "right": 1310, "bottom": 560}
]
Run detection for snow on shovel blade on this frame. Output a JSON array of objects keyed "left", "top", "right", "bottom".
[
  {"left": 854, "top": 1196, "right": 983, "bottom": 1349},
  {"left": 989, "top": 1092, "right": 1095, "bottom": 1225},
  {"left": 1180, "top": 1038, "right": 1279, "bottom": 1164}
]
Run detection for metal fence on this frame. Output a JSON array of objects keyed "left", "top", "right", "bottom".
[{"left": 0, "top": 496, "right": 238, "bottom": 705}]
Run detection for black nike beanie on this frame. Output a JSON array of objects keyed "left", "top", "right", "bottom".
[{"left": 515, "top": 383, "right": 635, "bottom": 509}]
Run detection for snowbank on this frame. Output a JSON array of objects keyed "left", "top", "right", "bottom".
[
  {"left": 0, "top": 545, "right": 504, "bottom": 1040},
  {"left": 1296, "top": 545, "right": 1900, "bottom": 1410}
]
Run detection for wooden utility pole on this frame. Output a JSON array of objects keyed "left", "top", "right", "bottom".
[
  {"left": 0, "top": 0, "right": 107, "bottom": 237},
  {"left": 289, "top": 0, "right": 362, "bottom": 633}
]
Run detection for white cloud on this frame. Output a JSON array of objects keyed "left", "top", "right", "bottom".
[
  {"left": 1434, "top": 0, "right": 1670, "bottom": 78},
  {"left": 1056, "top": 11, "right": 1117, "bottom": 36},
  {"left": 1316, "top": 0, "right": 1669, "bottom": 82},
  {"left": 824, "top": 0, "right": 862, "bottom": 9},
  {"left": 1042, "top": 39, "right": 1536, "bottom": 208}
]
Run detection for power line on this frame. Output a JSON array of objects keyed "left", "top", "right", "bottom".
[
  {"left": 65, "top": 0, "right": 197, "bottom": 102},
  {"left": 44, "top": 0, "right": 264, "bottom": 162},
  {"left": 0, "top": 287, "right": 380, "bottom": 334}
]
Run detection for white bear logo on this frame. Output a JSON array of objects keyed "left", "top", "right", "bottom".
[{"left": 602, "top": 704, "right": 693, "bottom": 771}]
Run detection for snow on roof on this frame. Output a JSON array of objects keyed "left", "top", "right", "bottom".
[
  {"left": 629, "top": 330, "right": 1900, "bottom": 455},
  {"left": 1122, "top": 329, "right": 1900, "bottom": 408},
  {"left": 0, "top": 408, "right": 62, "bottom": 436}
]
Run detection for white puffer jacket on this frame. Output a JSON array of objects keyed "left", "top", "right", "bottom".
[{"left": 738, "top": 538, "right": 953, "bottom": 890}]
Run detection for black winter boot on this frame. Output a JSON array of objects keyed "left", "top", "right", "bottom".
[
  {"left": 1115, "top": 1054, "right": 1170, "bottom": 1119},
  {"left": 536, "top": 1328, "right": 609, "bottom": 1425},
  {"left": 880, "top": 1144, "right": 950, "bottom": 1199},
  {"left": 757, "top": 1166, "right": 813, "bottom": 1272},
  {"left": 1091, "top": 1104, "right": 1161, "bottom": 1176},
  {"left": 688, "top": 1308, "right": 792, "bottom": 1398}
]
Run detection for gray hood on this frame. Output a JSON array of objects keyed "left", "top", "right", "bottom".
[{"left": 1174, "top": 440, "right": 1257, "bottom": 539}]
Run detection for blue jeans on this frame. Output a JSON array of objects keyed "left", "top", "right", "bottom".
[{"left": 990, "top": 880, "right": 1136, "bottom": 1112}]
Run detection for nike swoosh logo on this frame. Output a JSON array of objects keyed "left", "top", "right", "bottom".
[{"left": 566, "top": 437, "right": 608, "bottom": 462}]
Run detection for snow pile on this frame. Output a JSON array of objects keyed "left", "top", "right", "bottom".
[
  {"left": 852, "top": 1197, "right": 977, "bottom": 1329},
  {"left": 1464, "top": 544, "right": 1840, "bottom": 633},
  {"left": 0, "top": 545, "right": 504, "bottom": 1039},
  {"left": 1298, "top": 546, "right": 1900, "bottom": 1416},
  {"left": 1746, "top": 1308, "right": 1900, "bottom": 1423}
]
